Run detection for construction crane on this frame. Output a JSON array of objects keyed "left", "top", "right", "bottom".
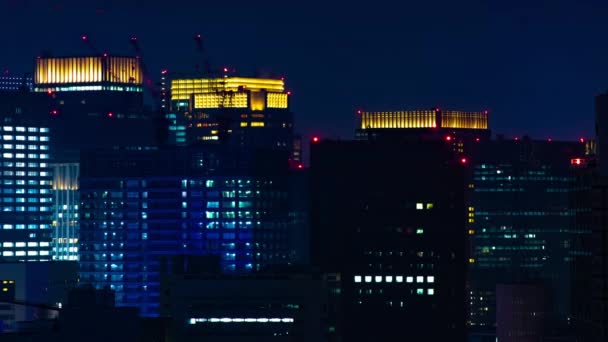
[{"left": 128, "top": 36, "right": 159, "bottom": 100}]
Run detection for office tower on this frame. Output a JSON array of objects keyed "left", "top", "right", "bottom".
[
  {"left": 356, "top": 109, "right": 490, "bottom": 154},
  {"left": 0, "top": 75, "right": 32, "bottom": 92},
  {"left": 496, "top": 283, "right": 547, "bottom": 342},
  {"left": 0, "top": 124, "right": 53, "bottom": 262},
  {"left": 310, "top": 139, "right": 467, "bottom": 341},
  {"left": 52, "top": 163, "right": 79, "bottom": 261},
  {"left": 31, "top": 55, "right": 157, "bottom": 161},
  {"left": 467, "top": 138, "right": 585, "bottom": 337},
  {"left": 79, "top": 146, "right": 298, "bottom": 317},
  {"left": 168, "top": 76, "right": 295, "bottom": 158}
]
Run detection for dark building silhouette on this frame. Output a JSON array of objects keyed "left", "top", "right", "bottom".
[
  {"left": 310, "top": 139, "right": 467, "bottom": 341},
  {"left": 78, "top": 145, "right": 304, "bottom": 317},
  {"left": 160, "top": 255, "right": 327, "bottom": 342},
  {"left": 496, "top": 283, "right": 547, "bottom": 342},
  {"left": 467, "top": 138, "right": 586, "bottom": 339}
]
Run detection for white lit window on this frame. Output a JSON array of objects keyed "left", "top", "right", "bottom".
[
  {"left": 3, "top": 135, "right": 12, "bottom": 141},
  {"left": 27, "top": 242, "right": 38, "bottom": 247},
  {"left": 3, "top": 251, "right": 13, "bottom": 256},
  {"left": 364, "top": 276, "right": 372, "bottom": 283},
  {"left": 375, "top": 276, "right": 382, "bottom": 283},
  {"left": 40, "top": 136, "right": 49, "bottom": 142},
  {"left": 3, "top": 153, "right": 13, "bottom": 158},
  {"left": 15, "top": 251, "right": 25, "bottom": 256},
  {"left": 15, "top": 242, "right": 25, "bottom": 247},
  {"left": 354, "top": 276, "right": 362, "bottom": 283},
  {"left": 406, "top": 276, "right": 413, "bottom": 283},
  {"left": 40, "top": 154, "right": 49, "bottom": 159},
  {"left": 40, "top": 251, "right": 50, "bottom": 256},
  {"left": 385, "top": 276, "right": 393, "bottom": 283},
  {"left": 40, "top": 172, "right": 48, "bottom": 177},
  {"left": 395, "top": 276, "right": 403, "bottom": 283},
  {"left": 15, "top": 144, "right": 24, "bottom": 150},
  {"left": 416, "top": 276, "right": 424, "bottom": 283},
  {"left": 27, "top": 145, "right": 37, "bottom": 150},
  {"left": 27, "top": 251, "right": 38, "bottom": 256},
  {"left": 15, "top": 153, "right": 24, "bottom": 158},
  {"left": 40, "top": 128, "right": 49, "bottom": 133},
  {"left": 40, "top": 145, "right": 49, "bottom": 150},
  {"left": 27, "top": 127, "right": 38, "bottom": 132},
  {"left": 427, "top": 276, "right": 435, "bottom": 283},
  {"left": 428, "top": 288, "right": 434, "bottom": 295},
  {"left": 2, "top": 224, "right": 12, "bottom": 230},
  {"left": 3, "top": 242, "right": 13, "bottom": 247},
  {"left": 3, "top": 144, "right": 12, "bottom": 149},
  {"left": 27, "top": 136, "right": 38, "bottom": 141},
  {"left": 40, "top": 242, "right": 49, "bottom": 247},
  {"left": 3, "top": 127, "right": 13, "bottom": 131},
  {"left": 416, "top": 203, "right": 424, "bottom": 210},
  {"left": 15, "top": 136, "right": 25, "bottom": 141},
  {"left": 15, "top": 127, "right": 25, "bottom": 132}
]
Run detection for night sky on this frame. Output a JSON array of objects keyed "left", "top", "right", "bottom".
[{"left": 1, "top": 0, "right": 607, "bottom": 141}]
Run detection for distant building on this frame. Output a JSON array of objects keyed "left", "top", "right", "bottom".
[
  {"left": 355, "top": 108, "right": 490, "bottom": 154},
  {"left": 467, "top": 138, "right": 586, "bottom": 336},
  {"left": 0, "top": 124, "right": 54, "bottom": 262},
  {"left": 79, "top": 146, "right": 302, "bottom": 317},
  {"left": 0, "top": 76, "right": 32, "bottom": 92},
  {"left": 160, "top": 256, "right": 328, "bottom": 342},
  {"left": 168, "top": 76, "right": 296, "bottom": 160},
  {"left": 51, "top": 163, "right": 79, "bottom": 261},
  {"left": 0, "top": 261, "right": 77, "bottom": 332},
  {"left": 496, "top": 283, "right": 546, "bottom": 342},
  {"left": 310, "top": 139, "right": 467, "bottom": 341}
]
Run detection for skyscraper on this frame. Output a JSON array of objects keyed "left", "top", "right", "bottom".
[
  {"left": 78, "top": 146, "right": 298, "bottom": 317},
  {"left": 467, "top": 137, "right": 586, "bottom": 337},
  {"left": 310, "top": 139, "right": 467, "bottom": 341},
  {"left": 167, "top": 76, "right": 295, "bottom": 159},
  {"left": 0, "top": 124, "right": 53, "bottom": 261}
]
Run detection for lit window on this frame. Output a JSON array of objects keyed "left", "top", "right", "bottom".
[
  {"left": 2, "top": 242, "right": 12, "bottom": 247},
  {"left": 39, "top": 242, "right": 49, "bottom": 247},
  {"left": 385, "top": 276, "right": 393, "bottom": 283},
  {"left": 15, "top": 136, "right": 25, "bottom": 141},
  {"left": 416, "top": 203, "right": 424, "bottom": 210},
  {"left": 427, "top": 276, "right": 435, "bottom": 283},
  {"left": 354, "top": 276, "right": 362, "bottom": 283},
  {"left": 3, "top": 135, "right": 13, "bottom": 140},
  {"left": 428, "top": 289, "right": 435, "bottom": 295},
  {"left": 374, "top": 276, "right": 382, "bottom": 283},
  {"left": 251, "top": 122, "right": 265, "bottom": 127},
  {"left": 40, "top": 251, "right": 50, "bottom": 256},
  {"left": 416, "top": 288, "right": 424, "bottom": 295},
  {"left": 364, "top": 276, "right": 372, "bottom": 283},
  {"left": 416, "top": 276, "right": 424, "bottom": 283},
  {"left": 3, "top": 153, "right": 12, "bottom": 158},
  {"left": 406, "top": 276, "right": 413, "bottom": 283},
  {"left": 426, "top": 203, "right": 433, "bottom": 209},
  {"left": 15, "top": 251, "right": 25, "bottom": 256},
  {"left": 395, "top": 276, "right": 403, "bottom": 283},
  {"left": 416, "top": 228, "right": 424, "bottom": 234},
  {"left": 15, "top": 242, "right": 25, "bottom": 247},
  {"left": 2, "top": 251, "right": 13, "bottom": 256}
]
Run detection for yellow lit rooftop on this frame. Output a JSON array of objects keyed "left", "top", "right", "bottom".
[
  {"left": 359, "top": 110, "right": 488, "bottom": 130},
  {"left": 171, "top": 77, "right": 284, "bottom": 101}
]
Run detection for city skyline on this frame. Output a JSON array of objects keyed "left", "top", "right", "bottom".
[{"left": 0, "top": 0, "right": 606, "bottom": 142}]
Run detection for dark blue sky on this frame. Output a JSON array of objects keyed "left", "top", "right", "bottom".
[{"left": 1, "top": 0, "right": 607, "bottom": 141}]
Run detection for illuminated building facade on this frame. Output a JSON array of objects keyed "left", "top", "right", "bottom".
[
  {"left": 356, "top": 109, "right": 490, "bottom": 154},
  {"left": 168, "top": 76, "right": 295, "bottom": 159},
  {"left": 310, "top": 139, "right": 467, "bottom": 341},
  {"left": 79, "top": 146, "right": 297, "bottom": 317},
  {"left": 467, "top": 138, "right": 586, "bottom": 338},
  {"left": 52, "top": 163, "right": 79, "bottom": 261},
  {"left": 0, "top": 75, "right": 32, "bottom": 91},
  {"left": 0, "top": 124, "right": 54, "bottom": 262}
]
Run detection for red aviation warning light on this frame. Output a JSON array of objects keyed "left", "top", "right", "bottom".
[
  {"left": 50, "top": 109, "right": 59, "bottom": 116},
  {"left": 297, "top": 164, "right": 304, "bottom": 169},
  {"left": 579, "top": 137, "right": 585, "bottom": 143},
  {"left": 571, "top": 158, "right": 585, "bottom": 166},
  {"left": 460, "top": 157, "right": 468, "bottom": 164},
  {"left": 107, "top": 112, "right": 114, "bottom": 118},
  {"left": 312, "top": 136, "right": 320, "bottom": 143},
  {"left": 445, "top": 135, "right": 452, "bottom": 141}
]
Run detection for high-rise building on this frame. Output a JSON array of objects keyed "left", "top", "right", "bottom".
[
  {"left": 168, "top": 76, "right": 295, "bottom": 158},
  {"left": 310, "top": 139, "right": 467, "bottom": 341},
  {"left": 52, "top": 163, "right": 79, "bottom": 261},
  {"left": 467, "top": 138, "right": 586, "bottom": 337},
  {"left": 0, "top": 75, "right": 32, "bottom": 92},
  {"left": 78, "top": 146, "right": 299, "bottom": 317},
  {"left": 0, "top": 124, "right": 54, "bottom": 262},
  {"left": 356, "top": 109, "right": 490, "bottom": 154}
]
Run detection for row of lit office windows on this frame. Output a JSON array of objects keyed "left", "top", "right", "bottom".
[
  {"left": 1, "top": 171, "right": 50, "bottom": 176},
  {"left": 2, "top": 144, "right": 49, "bottom": 150},
  {"left": 2, "top": 251, "right": 50, "bottom": 257},
  {"left": 2, "top": 241, "right": 50, "bottom": 247},
  {"left": 2, "top": 153, "right": 50, "bottom": 159},
  {"left": 354, "top": 275, "right": 435, "bottom": 283},
  {"left": 3, "top": 198, "right": 51, "bottom": 203},
  {"left": 1, "top": 136, "right": 49, "bottom": 142},
  {"left": 1, "top": 206, "right": 52, "bottom": 212},
  {"left": 2, "top": 127, "right": 48, "bottom": 133},
  {"left": 2, "top": 179, "right": 50, "bottom": 186},
  {"left": 2, "top": 189, "right": 52, "bottom": 194},
  {"left": 2, "top": 162, "right": 48, "bottom": 168}
]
